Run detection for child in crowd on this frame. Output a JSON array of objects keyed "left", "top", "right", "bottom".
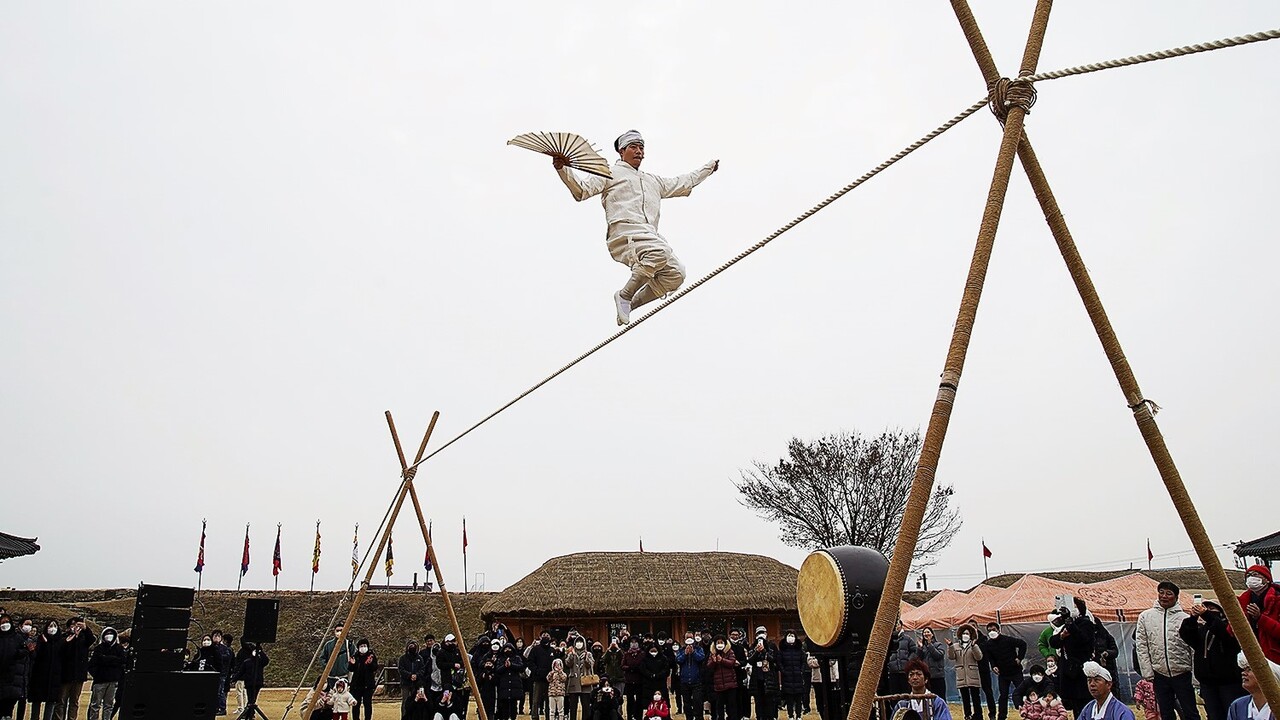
[
  {"left": 1019, "top": 691, "right": 1044, "bottom": 720},
  {"left": 1134, "top": 677, "right": 1160, "bottom": 720},
  {"left": 329, "top": 679, "right": 356, "bottom": 720},
  {"left": 548, "top": 658, "right": 568, "bottom": 720},
  {"left": 1039, "top": 691, "right": 1069, "bottom": 720},
  {"left": 645, "top": 691, "right": 671, "bottom": 720}
]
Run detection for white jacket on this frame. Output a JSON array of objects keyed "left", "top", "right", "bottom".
[
  {"left": 557, "top": 160, "right": 716, "bottom": 266},
  {"left": 1135, "top": 603, "right": 1192, "bottom": 678}
]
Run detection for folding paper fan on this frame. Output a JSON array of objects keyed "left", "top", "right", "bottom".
[{"left": 508, "top": 131, "right": 612, "bottom": 178}]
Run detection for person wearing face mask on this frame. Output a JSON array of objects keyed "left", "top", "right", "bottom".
[
  {"left": 622, "top": 640, "right": 645, "bottom": 720},
  {"left": 1180, "top": 600, "right": 1246, "bottom": 720},
  {"left": 748, "top": 628, "right": 780, "bottom": 720},
  {"left": 84, "top": 625, "right": 123, "bottom": 720},
  {"left": 644, "top": 689, "right": 671, "bottom": 720},
  {"left": 401, "top": 640, "right": 427, "bottom": 720},
  {"left": 591, "top": 679, "right": 625, "bottom": 720},
  {"left": 1233, "top": 565, "right": 1280, "bottom": 664},
  {"left": 564, "top": 637, "right": 596, "bottom": 720},
  {"left": 640, "top": 642, "right": 671, "bottom": 708},
  {"left": 949, "top": 624, "right": 985, "bottom": 720},
  {"left": 477, "top": 639, "right": 503, "bottom": 720},
  {"left": 707, "top": 637, "right": 740, "bottom": 720},
  {"left": 187, "top": 634, "right": 224, "bottom": 674},
  {"left": 229, "top": 642, "right": 269, "bottom": 717},
  {"left": 518, "top": 639, "right": 533, "bottom": 716},
  {"left": 323, "top": 623, "right": 357, "bottom": 691},
  {"left": 1012, "top": 664, "right": 1053, "bottom": 709},
  {"left": 28, "top": 622, "right": 65, "bottom": 720},
  {"left": 727, "top": 631, "right": 749, "bottom": 720},
  {"left": 661, "top": 638, "right": 681, "bottom": 715},
  {"left": 777, "top": 630, "right": 806, "bottom": 720},
  {"left": 211, "top": 629, "right": 236, "bottom": 716},
  {"left": 0, "top": 614, "right": 32, "bottom": 720},
  {"left": 982, "top": 622, "right": 1026, "bottom": 720},
  {"left": 915, "top": 628, "right": 948, "bottom": 700},
  {"left": 349, "top": 638, "right": 380, "bottom": 720},
  {"left": 496, "top": 642, "right": 527, "bottom": 720},
  {"left": 677, "top": 634, "right": 706, "bottom": 720},
  {"left": 1039, "top": 611, "right": 1069, "bottom": 664},
  {"left": 601, "top": 637, "right": 626, "bottom": 709},
  {"left": 55, "top": 615, "right": 95, "bottom": 720},
  {"left": 529, "top": 632, "right": 563, "bottom": 720}
]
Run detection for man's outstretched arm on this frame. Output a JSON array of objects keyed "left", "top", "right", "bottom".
[
  {"left": 553, "top": 154, "right": 606, "bottom": 201},
  {"left": 657, "top": 159, "right": 719, "bottom": 199}
]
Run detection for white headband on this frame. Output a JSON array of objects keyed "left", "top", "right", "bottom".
[
  {"left": 1238, "top": 652, "right": 1280, "bottom": 683},
  {"left": 1082, "top": 661, "right": 1111, "bottom": 682},
  {"left": 615, "top": 130, "right": 644, "bottom": 152}
]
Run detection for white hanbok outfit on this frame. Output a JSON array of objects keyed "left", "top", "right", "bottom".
[{"left": 557, "top": 159, "right": 717, "bottom": 299}]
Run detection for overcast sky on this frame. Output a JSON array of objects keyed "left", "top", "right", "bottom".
[{"left": 2, "top": 3, "right": 1277, "bottom": 595}]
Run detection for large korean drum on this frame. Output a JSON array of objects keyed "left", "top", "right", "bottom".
[{"left": 797, "top": 545, "right": 889, "bottom": 655}]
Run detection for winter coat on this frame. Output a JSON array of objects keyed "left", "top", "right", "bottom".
[
  {"left": 564, "top": 648, "right": 595, "bottom": 694},
  {"left": 622, "top": 648, "right": 645, "bottom": 685},
  {"left": 601, "top": 648, "right": 625, "bottom": 683},
  {"left": 231, "top": 647, "right": 270, "bottom": 690},
  {"left": 0, "top": 627, "right": 35, "bottom": 701},
  {"left": 707, "top": 650, "right": 739, "bottom": 693},
  {"left": 915, "top": 640, "right": 947, "bottom": 682},
  {"left": 548, "top": 668, "right": 568, "bottom": 697},
  {"left": 984, "top": 634, "right": 1027, "bottom": 677},
  {"left": 1040, "top": 701, "right": 1070, "bottom": 720},
  {"left": 886, "top": 631, "right": 918, "bottom": 674},
  {"left": 330, "top": 689, "right": 356, "bottom": 714},
  {"left": 555, "top": 160, "right": 718, "bottom": 268},
  {"left": 591, "top": 688, "right": 624, "bottom": 720},
  {"left": 1020, "top": 699, "right": 1045, "bottom": 720},
  {"left": 437, "top": 643, "right": 465, "bottom": 689},
  {"left": 29, "top": 633, "right": 65, "bottom": 703},
  {"left": 1038, "top": 626, "right": 1057, "bottom": 661},
  {"left": 675, "top": 645, "right": 706, "bottom": 686},
  {"left": 777, "top": 641, "right": 807, "bottom": 695},
  {"left": 188, "top": 644, "right": 223, "bottom": 674},
  {"left": 948, "top": 637, "right": 984, "bottom": 688},
  {"left": 1136, "top": 603, "right": 1193, "bottom": 678},
  {"left": 61, "top": 626, "right": 96, "bottom": 683},
  {"left": 215, "top": 641, "right": 235, "bottom": 679},
  {"left": 640, "top": 652, "right": 670, "bottom": 694},
  {"left": 322, "top": 636, "right": 355, "bottom": 677},
  {"left": 1179, "top": 612, "right": 1243, "bottom": 686},
  {"left": 496, "top": 648, "right": 526, "bottom": 701},
  {"left": 747, "top": 644, "right": 780, "bottom": 695},
  {"left": 1234, "top": 584, "right": 1280, "bottom": 663},
  {"left": 1013, "top": 674, "right": 1053, "bottom": 706},
  {"left": 1049, "top": 614, "right": 1100, "bottom": 708},
  {"left": 400, "top": 650, "right": 426, "bottom": 691},
  {"left": 645, "top": 700, "right": 671, "bottom": 719},
  {"left": 351, "top": 649, "right": 380, "bottom": 692}
]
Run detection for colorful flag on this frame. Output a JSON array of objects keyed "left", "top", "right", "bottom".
[
  {"left": 272, "top": 524, "right": 283, "bottom": 577},
  {"left": 312, "top": 522, "right": 322, "bottom": 575},
  {"left": 240, "top": 524, "right": 251, "bottom": 577},
  {"left": 194, "top": 519, "right": 206, "bottom": 573},
  {"left": 982, "top": 541, "right": 993, "bottom": 559},
  {"left": 462, "top": 517, "right": 468, "bottom": 554},
  {"left": 424, "top": 521, "right": 432, "bottom": 572},
  {"left": 385, "top": 532, "right": 394, "bottom": 577},
  {"left": 351, "top": 524, "right": 359, "bottom": 579},
  {"left": 1147, "top": 539, "right": 1154, "bottom": 562}
]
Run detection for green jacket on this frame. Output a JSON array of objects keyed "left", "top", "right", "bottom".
[{"left": 322, "top": 636, "right": 355, "bottom": 677}]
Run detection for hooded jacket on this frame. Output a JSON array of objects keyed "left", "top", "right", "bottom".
[
  {"left": 0, "top": 625, "right": 36, "bottom": 700},
  {"left": 556, "top": 160, "right": 717, "bottom": 267},
  {"left": 1179, "top": 610, "right": 1243, "bottom": 685},
  {"left": 885, "top": 630, "right": 919, "bottom": 674},
  {"left": 777, "top": 639, "right": 808, "bottom": 694},
  {"left": 1233, "top": 569, "right": 1280, "bottom": 663},
  {"left": 707, "top": 647, "right": 739, "bottom": 693},
  {"left": 496, "top": 644, "right": 527, "bottom": 700},
  {"left": 231, "top": 645, "right": 269, "bottom": 690},
  {"left": 949, "top": 628, "right": 985, "bottom": 689},
  {"left": 1136, "top": 602, "right": 1193, "bottom": 678}
]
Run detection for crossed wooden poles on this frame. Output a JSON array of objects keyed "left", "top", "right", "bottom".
[
  {"left": 845, "top": 2, "right": 1280, "bottom": 719},
  {"left": 302, "top": 411, "right": 490, "bottom": 720}
]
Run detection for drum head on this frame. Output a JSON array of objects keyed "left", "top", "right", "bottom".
[{"left": 797, "top": 550, "right": 845, "bottom": 647}]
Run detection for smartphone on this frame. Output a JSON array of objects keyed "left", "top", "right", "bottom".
[{"left": 1193, "top": 593, "right": 1203, "bottom": 604}]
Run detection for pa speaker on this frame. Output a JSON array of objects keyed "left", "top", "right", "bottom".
[
  {"left": 118, "top": 671, "right": 220, "bottom": 719},
  {"left": 243, "top": 598, "right": 280, "bottom": 644},
  {"left": 135, "top": 583, "right": 195, "bottom": 609},
  {"left": 133, "top": 605, "right": 192, "bottom": 630},
  {"left": 131, "top": 628, "right": 188, "bottom": 652}
]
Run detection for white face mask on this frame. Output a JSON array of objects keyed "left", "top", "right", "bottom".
[
  {"left": 203, "top": 640, "right": 213, "bottom": 647},
  {"left": 988, "top": 631, "right": 999, "bottom": 640},
  {"left": 1032, "top": 674, "right": 1043, "bottom": 682},
  {"left": 0, "top": 623, "right": 9, "bottom": 632},
  {"left": 786, "top": 635, "right": 796, "bottom": 644},
  {"left": 654, "top": 695, "right": 662, "bottom": 702},
  {"left": 48, "top": 627, "right": 59, "bottom": 636},
  {"left": 1247, "top": 576, "right": 1268, "bottom": 591},
  {"left": 575, "top": 642, "right": 584, "bottom": 650},
  {"left": 694, "top": 636, "right": 702, "bottom": 642},
  {"left": 650, "top": 651, "right": 659, "bottom": 657},
  {"left": 960, "top": 634, "right": 970, "bottom": 643},
  {"left": 22, "top": 625, "right": 33, "bottom": 635},
  {"left": 686, "top": 639, "right": 695, "bottom": 645},
  {"left": 715, "top": 644, "right": 725, "bottom": 651},
  {"left": 1046, "top": 663, "right": 1057, "bottom": 672},
  {"left": 359, "top": 646, "right": 369, "bottom": 653}
]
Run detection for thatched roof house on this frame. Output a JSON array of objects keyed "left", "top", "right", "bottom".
[{"left": 482, "top": 551, "right": 802, "bottom": 642}]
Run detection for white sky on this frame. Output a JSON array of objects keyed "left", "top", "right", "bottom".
[{"left": 2, "top": 2, "right": 1276, "bottom": 594}]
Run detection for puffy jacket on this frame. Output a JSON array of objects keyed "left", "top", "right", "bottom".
[
  {"left": 915, "top": 640, "right": 946, "bottom": 681},
  {"left": 707, "top": 650, "right": 738, "bottom": 692},
  {"left": 399, "top": 649, "right": 426, "bottom": 691},
  {"left": 0, "top": 627, "right": 35, "bottom": 700},
  {"left": 1136, "top": 603, "right": 1193, "bottom": 678},
  {"left": 601, "top": 647, "right": 625, "bottom": 683},
  {"left": 949, "top": 637, "right": 985, "bottom": 688},
  {"left": 885, "top": 631, "right": 918, "bottom": 674},
  {"left": 1234, "top": 584, "right": 1280, "bottom": 663},
  {"left": 87, "top": 631, "right": 126, "bottom": 684},
  {"left": 777, "top": 641, "right": 808, "bottom": 694},
  {"left": 564, "top": 648, "right": 594, "bottom": 694},
  {"left": 640, "top": 651, "right": 670, "bottom": 694},
  {"left": 675, "top": 645, "right": 705, "bottom": 686},
  {"left": 495, "top": 647, "right": 526, "bottom": 701},
  {"left": 556, "top": 160, "right": 717, "bottom": 265},
  {"left": 747, "top": 644, "right": 780, "bottom": 694},
  {"left": 622, "top": 648, "right": 644, "bottom": 684}
]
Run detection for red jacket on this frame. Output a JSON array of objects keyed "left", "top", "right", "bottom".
[
  {"left": 1235, "top": 585, "right": 1280, "bottom": 663},
  {"left": 708, "top": 650, "right": 739, "bottom": 692},
  {"left": 645, "top": 701, "right": 670, "bottom": 719}
]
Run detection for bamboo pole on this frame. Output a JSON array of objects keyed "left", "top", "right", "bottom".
[
  {"left": 302, "top": 416, "right": 437, "bottom": 718},
  {"left": 386, "top": 411, "right": 490, "bottom": 720},
  {"left": 940, "top": 0, "right": 1280, "bottom": 709},
  {"left": 844, "top": 4, "right": 1055, "bottom": 720}
]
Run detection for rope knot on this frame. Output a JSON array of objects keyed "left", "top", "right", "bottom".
[
  {"left": 988, "top": 77, "right": 1037, "bottom": 123},
  {"left": 1128, "top": 398, "right": 1163, "bottom": 416}
]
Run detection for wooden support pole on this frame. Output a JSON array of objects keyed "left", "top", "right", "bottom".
[
  {"left": 942, "top": 0, "right": 1280, "bottom": 710},
  {"left": 844, "top": 4, "right": 1055, "bottom": 720},
  {"left": 386, "top": 411, "right": 491, "bottom": 720},
  {"left": 302, "top": 418, "right": 436, "bottom": 718}
]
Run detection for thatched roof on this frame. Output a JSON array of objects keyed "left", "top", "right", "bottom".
[
  {"left": 482, "top": 552, "right": 798, "bottom": 620},
  {"left": 979, "top": 568, "right": 1245, "bottom": 592}
]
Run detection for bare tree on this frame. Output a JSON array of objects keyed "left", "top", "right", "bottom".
[{"left": 736, "top": 429, "right": 962, "bottom": 570}]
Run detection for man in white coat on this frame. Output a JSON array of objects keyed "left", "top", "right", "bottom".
[{"left": 553, "top": 130, "right": 719, "bottom": 325}]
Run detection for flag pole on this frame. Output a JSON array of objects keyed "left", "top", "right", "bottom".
[
  {"left": 311, "top": 519, "right": 320, "bottom": 594},
  {"left": 275, "top": 522, "right": 281, "bottom": 592},
  {"left": 463, "top": 516, "right": 469, "bottom": 593},
  {"left": 983, "top": 537, "right": 989, "bottom": 580},
  {"left": 237, "top": 523, "right": 248, "bottom": 592}
]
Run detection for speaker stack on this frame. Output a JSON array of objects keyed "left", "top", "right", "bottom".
[{"left": 118, "top": 583, "right": 220, "bottom": 719}]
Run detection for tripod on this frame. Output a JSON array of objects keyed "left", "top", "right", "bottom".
[{"left": 238, "top": 700, "right": 269, "bottom": 720}]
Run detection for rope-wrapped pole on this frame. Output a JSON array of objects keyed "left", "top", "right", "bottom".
[
  {"left": 1013, "top": 136, "right": 1280, "bottom": 711},
  {"left": 843, "top": 5, "right": 1055, "bottom": 720},
  {"left": 386, "top": 411, "right": 490, "bottom": 720}
]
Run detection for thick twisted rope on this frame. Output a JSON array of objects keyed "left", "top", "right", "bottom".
[
  {"left": 1022, "top": 29, "right": 1279, "bottom": 83},
  {"left": 410, "top": 98, "right": 989, "bottom": 466},
  {"left": 408, "top": 25, "right": 1280, "bottom": 470}
]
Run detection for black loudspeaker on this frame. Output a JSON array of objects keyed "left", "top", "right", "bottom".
[
  {"left": 130, "top": 650, "right": 185, "bottom": 673},
  {"left": 134, "top": 605, "right": 192, "bottom": 630},
  {"left": 243, "top": 598, "right": 280, "bottom": 644},
  {"left": 118, "top": 670, "right": 220, "bottom": 719},
  {"left": 131, "top": 628, "right": 188, "bottom": 652},
  {"left": 136, "top": 584, "right": 195, "bottom": 609}
]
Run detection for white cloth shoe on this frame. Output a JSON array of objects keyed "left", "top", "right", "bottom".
[{"left": 614, "top": 291, "right": 632, "bottom": 325}]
